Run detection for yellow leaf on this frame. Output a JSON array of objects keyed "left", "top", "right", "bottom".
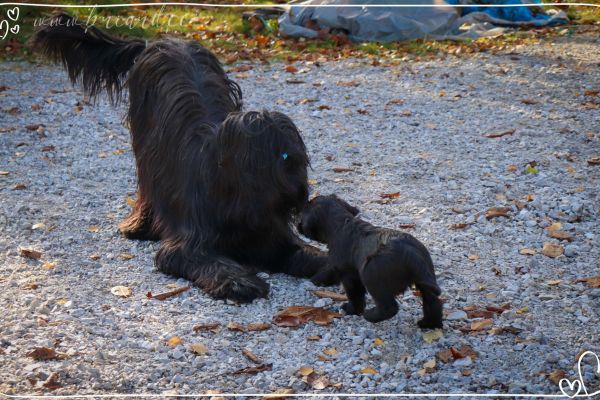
[
  {"left": 423, "top": 358, "right": 436, "bottom": 370},
  {"left": 516, "top": 306, "right": 529, "bottom": 314},
  {"left": 422, "top": 329, "right": 443, "bottom": 343},
  {"left": 373, "top": 338, "right": 384, "bottom": 347},
  {"left": 120, "top": 253, "right": 135, "bottom": 261},
  {"left": 308, "top": 179, "right": 318, "bottom": 185},
  {"left": 542, "top": 242, "right": 564, "bottom": 258},
  {"left": 42, "top": 261, "right": 56, "bottom": 270},
  {"left": 167, "top": 336, "right": 182, "bottom": 347},
  {"left": 359, "top": 367, "right": 377, "bottom": 375},
  {"left": 189, "top": 343, "right": 208, "bottom": 355},
  {"left": 87, "top": 225, "right": 99, "bottom": 233},
  {"left": 546, "top": 280, "right": 561, "bottom": 286},
  {"left": 467, "top": 254, "right": 479, "bottom": 261},
  {"left": 298, "top": 367, "right": 314, "bottom": 377},
  {"left": 126, "top": 198, "right": 136, "bottom": 207},
  {"left": 470, "top": 318, "right": 493, "bottom": 331},
  {"left": 323, "top": 347, "right": 338, "bottom": 356},
  {"left": 547, "top": 222, "right": 562, "bottom": 232},
  {"left": 519, "top": 248, "right": 536, "bottom": 256},
  {"left": 110, "top": 285, "right": 132, "bottom": 298},
  {"left": 55, "top": 298, "right": 68, "bottom": 305}
]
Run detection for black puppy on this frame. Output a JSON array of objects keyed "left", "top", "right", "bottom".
[{"left": 298, "top": 195, "right": 442, "bottom": 328}]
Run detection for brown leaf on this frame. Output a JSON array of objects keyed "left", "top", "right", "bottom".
[
  {"left": 25, "top": 123, "right": 44, "bottom": 131},
  {"left": 575, "top": 276, "right": 600, "bottom": 288},
  {"left": 192, "top": 322, "right": 220, "bottom": 333},
  {"left": 337, "top": 80, "right": 360, "bottom": 87},
  {"left": 20, "top": 248, "right": 42, "bottom": 260},
  {"left": 27, "top": 347, "right": 60, "bottom": 361},
  {"left": 273, "top": 306, "right": 342, "bottom": 327},
  {"left": 189, "top": 343, "right": 208, "bottom": 355},
  {"left": 484, "top": 129, "right": 515, "bottom": 139},
  {"left": 147, "top": 286, "right": 190, "bottom": 301},
  {"left": 241, "top": 348, "right": 262, "bottom": 364},
  {"left": 31, "top": 103, "right": 42, "bottom": 111},
  {"left": 285, "top": 65, "right": 298, "bottom": 73},
  {"left": 521, "top": 99, "right": 541, "bottom": 105},
  {"left": 486, "top": 206, "right": 511, "bottom": 220},
  {"left": 541, "top": 242, "right": 564, "bottom": 258},
  {"left": 333, "top": 167, "right": 354, "bottom": 173},
  {"left": 436, "top": 348, "right": 453, "bottom": 363},
  {"left": 357, "top": 109, "right": 369, "bottom": 115},
  {"left": 548, "top": 230, "right": 573, "bottom": 242},
  {"left": 470, "top": 318, "right": 493, "bottom": 331},
  {"left": 42, "top": 372, "right": 61, "bottom": 390},
  {"left": 587, "top": 157, "right": 600, "bottom": 166},
  {"left": 519, "top": 248, "right": 536, "bottom": 256},
  {"left": 247, "top": 322, "right": 271, "bottom": 332},
  {"left": 318, "top": 105, "right": 331, "bottom": 110},
  {"left": 232, "top": 363, "right": 272, "bottom": 375},
  {"left": 166, "top": 336, "right": 182, "bottom": 347},
  {"left": 398, "top": 223, "right": 416, "bottom": 229},
  {"left": 380, "top": 192, "right": 400, "bottom": 199},
  {"left": 548, "top": 369, "right": 566, "bottom": 385},
  {"left": 307, "top": 335, "right": 321, "bottom": 341},
  {"left": 7, "top": 107, "right": 20, "bottom": 115},
  {"left": 227, "top": 322, "right": 246, "bottom": 332},
  {"left": 312, "top": 290, "right": 347, "bottom": 302},
  {"left": 584, "top": 90, "right": 599, "bottom": 96},
  {"left": 0, "top": 127, "right": 15, "bottom": 132},
  {"left": 449, "top": 223, "right": 470, "bottom": 230},
  {"left": 264, "top": 388, "right": 295, "bottom": 399},
  {"left": 286, "top": 78, "right": 305, "bottom": 84}
]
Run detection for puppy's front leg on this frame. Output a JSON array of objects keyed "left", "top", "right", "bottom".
[{"left": 341, "top": 268, "right": 366, "bottom": 315}]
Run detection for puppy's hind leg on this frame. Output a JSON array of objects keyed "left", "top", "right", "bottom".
[
  {"left": 416, "top": 284, "right": 443, "bottom": 330},
  {"left": 118, "top": 196, "right": 160, "bottom": 241},
  {"left": 156, "top": 240, "right": 269, "bottom": 303}
]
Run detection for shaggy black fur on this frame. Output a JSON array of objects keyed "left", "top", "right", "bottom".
[
  {"left": 32, "top": 13, "right": 330, "bottom": 303},
  {"left": 299, "top": 195, "right": 443, "bottom": 328}
]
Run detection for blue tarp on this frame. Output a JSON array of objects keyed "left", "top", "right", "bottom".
[{"left": 279, "top": 0, "right": 567, "bottom": 42}]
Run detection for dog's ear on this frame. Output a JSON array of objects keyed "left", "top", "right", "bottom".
[{"left": 334, "top": 195, "right": 359, "bottom": 216}]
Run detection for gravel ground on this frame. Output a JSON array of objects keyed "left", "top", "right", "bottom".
[{"left": 1, "top": 32, "right": 599, "bottom": 397}]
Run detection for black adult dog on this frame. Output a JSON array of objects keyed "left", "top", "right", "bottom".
[
  {"left": 33, "top": 13, "right": 330, "bottom": 303},
  {"left": 299, "top": 195, "right": 443, "bottom": 328}
]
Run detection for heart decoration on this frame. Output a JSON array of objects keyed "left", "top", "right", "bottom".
[
  {"left": 559, "top": 378, "right": 582, "bottom": 398},
  {"left": 9, "top": 24, "right": 18, "bottom": 35},
  {"left": 0, "top": 19, "right": 7, "bottom": 41},
  {"left": 578, "top": 351, "right": 600, "bottom": 397},
  {"left": 558, "top": 351, "right": 600, "bottom": 398},
  {"left": 7, "top": 7, "right": 19, "bottom": 22}
]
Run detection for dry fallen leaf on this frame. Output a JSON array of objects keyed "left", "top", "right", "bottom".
[
  {"left": 233, "top": 364, "right": 272, "bottom": 375},
  {"left": 273, "top": 306, "right": 342, "bottom": 328},
  {"left": 380, "top": 192, "right": 400, "bottom": 199},
  {"left": 26, "top": 347, "right": 61, "bottom": 361},
  {"left": 20, "top": 248, "right": 42, "bottom": 260},
  {"left": 587, "top": 157, "right": 600, "bottom": 166},
  {"left": 264, "top": 388, "right": 295, "bottom": 399},
  {"left": 485, "top": 206, "right": 511, "bottom": 220},
  {"left": 547, "top": 222, "right": 562, "bottom": 232},
  {"left": 87, "top": 225, "right": 100, "bottom": 233},
  {"left": 484, "top": 129, "right": 515, "bottom": 139},
  {"left": 422, "top": 329, "right": 443, "bottom": 343},
  {"left": 119, "top": 253, "right": 135, "bottom": 261},
  {"left": 242, "top": 348, "right": 261, "bottom": 364},
  {"left": 423, "top": 358, "right": 436, "bottom": 371},
  {"left": 332, "top": 167, "right": 354, "bottom": 173},
  {"left": 359, "top": 367, "right": 377, "bottom": 375},
  {"left": 42, "top": 261, "right": 57, "bottom": 270},
  {"left": 298, "top": 367, "right": 314, "bottom": 377},
  {"left": 449, "top": 223, "right": 470, "bottom": 230},
  {"left": 110, "top": 285, "right": 132, "bottom": 298},
  {"left": 337, "top": 80, "right": 360, "bottom": 87},
  {"left": 436, "top": 348, "right": 453, "bottom": 363},
  {"left": 192, "top": 323, "right": 220, "bottom": 333},
  {"left": 323, "top": 347, "right": 338, "bottom": 356},
  {"left": 147, "top": 286, "right": 190, "bottom": 301},
  {"left": 548, "top": 369, "right": 566, "bottom": 385},
  {"left": 548, "top": 230, "right": 573, "bottom": 242},
  {"left": 307, "top": 335, "right": 321, "bottom": 341},
  {"left": 470, "top": 318, "right": 493, "bottom": 331},
  {"left": 575, "top": 276, "right": 600, "bottom": 288},
  {"left": 43, "top": 372, "right": 61, "bottom": 390},
  {"left": 227, "top": 322, "right": 246, "bottom": 332},
  {"left": 312, "top": 290, "right": 347, "bottom": 302},
  {"left": 519, "top": 248, "right": 536, "bottom": 256},
  {"left": 541, "top": 242, "right": 564, "bottom": 258},
  {"left": 189, "top": 343, "right": 208, "bottom": 355},
  {"left": 166, "top": 336, "right": 182, "bottom": 347},
  {"left": 284, "top": 65, "right": 298, "bottom": 73},
  {"left": 467, "top": 254, "right": 480, "bottom": 261},
  {"left": 247, "top": 323, "right": 271, "bottom": 332},
  {"left": 373, "top": 338, "right": 384, "bottom": 347}
]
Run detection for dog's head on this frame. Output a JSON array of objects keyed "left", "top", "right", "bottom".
[
  {"left": 215, "top": 110, "right": 310, "bottom": 224},
  {"left": 298, "top": 194, "right": 359, "bottom": 243}
]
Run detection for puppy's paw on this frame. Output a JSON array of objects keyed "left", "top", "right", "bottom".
[
  {"left": 363, "top": 307, "right": 396, "bottom": 323},
  {"left": 417, "top": 317, "right": 443, "bottom": 330},
  {"left": 342, "top": 302, "right": 363, "bottom": 315}
]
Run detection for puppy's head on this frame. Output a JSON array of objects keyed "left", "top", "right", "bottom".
[
  {"left": 217, "top": 110, "right": 310, "bottom": 215},
  {"left": 298, "top": 194, "right": 359, "bottom": 243}
]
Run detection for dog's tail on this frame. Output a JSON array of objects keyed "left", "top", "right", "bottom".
[{"left": 31, "top": 12, "right": 146, "bottom": 103}]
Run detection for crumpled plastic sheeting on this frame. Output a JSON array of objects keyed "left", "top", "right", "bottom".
[{"left": 278, "top": 0, "right": 567, "bottom": 42}]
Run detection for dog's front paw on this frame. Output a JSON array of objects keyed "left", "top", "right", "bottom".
[
  {"left": 417, "top": 317, "right": 443, "bottom": 330},
  {"left": 363, "top": 307, "right": 396, "bottom": 323},
  {"left": 202, "top": 274, "right": 270, "bottom": 304},
  {"left": 342, "top": 302, "right": 363, "bottom": 315}
]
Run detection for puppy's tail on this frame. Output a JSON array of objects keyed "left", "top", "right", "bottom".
[{"left": 31, "top": 12, "right": 146, "bottom": 103}]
